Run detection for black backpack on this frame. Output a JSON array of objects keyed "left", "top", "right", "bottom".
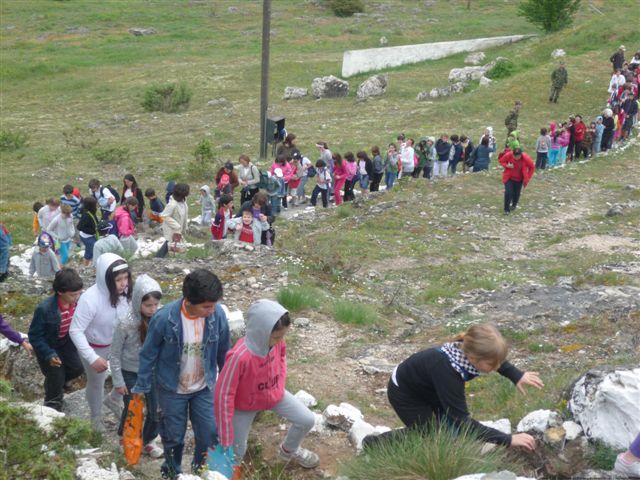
[{"left": 103, "top": 185, "right": 121, "bottom": 203}]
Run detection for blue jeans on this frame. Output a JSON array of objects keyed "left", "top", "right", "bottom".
[
  {"left": 80, "top": 235, "right": 96, "bottom": 260},
  {"left": 117, "top": 370, "right": 160, "bottom": 445},
  {"left": 157, "top": 386, "right": 217, "bottom": 478},
  {"left": 359, "top": 174, "right": 369, "bottom": 190},
  {"left": 296, "top": 176, "right": 309, "bottom": 197},
  {"left": 385, "top": 172, "right": 397, "bottom": 190},
  {"left": 269, "top": 194, "right": 281, "bottom": 215}
]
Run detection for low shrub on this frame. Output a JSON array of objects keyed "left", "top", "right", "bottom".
[
  {"left": 328, "top": 0, "right": 364, "bottom": 17},
  {"left": 186, "top": 138, "right": 215, "bottom": 180},
  {"left": 92, "top": 145, "right": 130, "bottom": 165},
  {"left": 142, "top": 82, "right": 192, "bottom": 113},
  {"left": 333, "top": 299, "right": 378, "bottom": 325},
  {"left": 52, "top": 417, "right": 101, "bottom": 448},
  {"left": 0, "top": 129, "right": 29, "bottom": 151},
  {"left": 485, "top": 59, "right": 517, "bottom": 80},
  {"left": 336, "top": 204, "right": 354, "bottom": 218},
  {"left": 586, "top": 439, "right": 619, "bottom": 470},
  {"left": 276, "top": 286, "right": 321, "bottom": 312},
  {"left": 62, "top": 126, "right": 100, "bottom": 149},
  {"left": 341, "top": 424, "right": 519, "bottom": 480}
]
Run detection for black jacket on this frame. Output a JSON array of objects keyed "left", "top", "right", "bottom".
[
  {"left": 28, "top": 295, "right": 64, "bottom": 362},
  {"left": 77, "top": 211, "right": 98, "bottom": 236}
]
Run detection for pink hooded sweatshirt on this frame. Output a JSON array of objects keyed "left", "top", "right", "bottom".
[
  {"left": 113, "top": 206, "right": 136, "bottom": 237},
  {"left": 345, "top": 159, "right": 358, "bottom": 181},
  {"left": 549, "top": 122, "right": 562, "bottom": 150},
  {"left": 215, "top": 300, "right": 288, "bottom": 448}
]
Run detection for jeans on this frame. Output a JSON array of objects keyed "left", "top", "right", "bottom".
[
  {"left": 296, "top": 176, "right": 309, "bottom": 198},
  {"left": 358, "top": 174, "right": 369, "bottom": 190},
  {"left": 158, "top": 386, "right": 217, "bottom": 479},
  {"left": 548, "top": 148, "right": 560, "bottom": 168},
  {"left": 34, "top": 335, "right": 83, "bottom": 411},
  {"left": 535, "top": 152, "right": 548, "bottom": 170},
  {"left": 117, "top": 370, "right": 160, "bottom": 445},
  {"left": 310, "top": 186, "right": 328, "bottom": 208},
  {"left": 423, "top": 166, "right": 432, "bottom": 179},
  {"left": 269, "top": 195, "right": 281, "bottom": 215},
  {"left": 80, "top": 235, "right": 97, "bottom": 260},
  {"left": 385, "top": 172, "right": 397, "bottom": 190},
  {"left": 504, "top": 180, "right": 523, "bottom": 213},
  {"left": 559, "top": 146, "right": 568, "bottom": 165},
  {"left": 448, "top": 160, "right": 459, "bottom": 176}
]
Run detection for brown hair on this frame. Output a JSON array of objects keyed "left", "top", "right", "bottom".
[
  {"left": 371, "top": 145, "right": 380, "bottom": 156},
  {"left": 125, "top": 197, "right": 139, "bottom": 208},
  {"left": 453, "top": 324, "right": 508, "bottom": 368},
  {"left": 139, "top": 291, "right": 162, "bottom": 343},
  {"left": 60, "top": 204, "right": 72, "bottom": 215}
]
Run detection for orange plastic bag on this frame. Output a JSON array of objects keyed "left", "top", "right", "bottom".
[{"left": 122, "top": 394, "right": 145, "bottom": 465}]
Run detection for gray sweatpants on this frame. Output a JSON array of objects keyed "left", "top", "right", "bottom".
[
  {"left": 232, "top": 390, "right": 315, "bottom": 459},
  {"left": 79, "top": 346, "right": 111, "bottom": 420}
]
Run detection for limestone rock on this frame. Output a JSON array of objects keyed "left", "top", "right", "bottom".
[
  {"left": 294, "top": 389, "right": 317, "bottom": 408},
  {"left": 348, "top": 419, "right": 391, "bottom": 452},
  {"left": 283, "top": 87, "right": 308, "bottom": 99},
  {"left": 76, "top": 458, "right": 119, "bottom": 480},
  {"left": 606, "top": 204, "right": 625, "bottom": 216},
  {"left": 207, "top": 98, "right": 231, "bottom": 108},
  {"left": 480, "top": 76, "right": 492, "bottom": 87},
  {"left": 312, "top": 75, "right": 349, "bottom": 98},
  {"left": 416, "top": 91, "right": 430, "bottom": 102},
  {"left": 310, "top": 412, "right": 329, "bottom": 435},
  {"left": 516, "top": 409, "right": 561, "bottom": 433},
  {"left": 323, "top": 402, "right": 363, "bottom": 430},
  {"left": 220, "top": 304, "right": 245, "bottom": 339},
  {"left": 17, "top": 402, "right": 66, "bottom": 433},
  {"left": 359, "top": 356, "right": 395, "bottom": 374},
  {"left": 356, "top": 74, "right": 388, "bottom": 99},
  {"left": 1, "top": 335, "right": 44, "bottom": 398},
  {"left": 551, "top": 49, "right": 566, "bottom": 58},
  {"left": 573, "top": 470, "right": 629, "bottom": 479},
  {"left": 449, "top": 66, "right": 487, "bottom": 82},
  {"left": 562, "top": 420, "right": 583, "bottom": 440},
  {"left": 465, "top": 51, "right": 486, "bottom": 65},
  {"left": 65, "top": 26, "right": 90, "bottom": 35},
  {"left": 479, "top": 418, "right": 512, "bottom": 435},
  {"left": 569, "top": 367, "right": 640, "bottom": 449},
  {"left": 128, "top": 27, "right": 157, "bottom": 36}
]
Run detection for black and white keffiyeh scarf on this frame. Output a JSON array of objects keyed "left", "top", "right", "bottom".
[{"left": 439, "top": 341, "right": 479, "bottom": 381}]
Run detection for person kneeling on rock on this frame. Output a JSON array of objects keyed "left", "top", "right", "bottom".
[{"left": 362, "top": 323, "right": 544, "bottom": 451}]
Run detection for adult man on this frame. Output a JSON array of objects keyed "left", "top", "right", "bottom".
[
  {"left": 88, "top": 178, "right": 116, "bottom": 220},
  {"left": 504, "top": 101, "right": 522, "bottom": 143},
  {"left": 610, "top": 45, "right": 626, "bottom": 72},
  {"left": 549, "top": 61, "right": 568, "bottom": 103},
  {"left": 499, "top": 148, "right": 535, "bottom": 215},
  {"left": 133, "top": 269, "right": 230, "bottom": 479}
]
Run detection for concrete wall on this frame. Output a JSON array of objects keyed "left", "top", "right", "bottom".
[{"left": 341, "top": 35, "right": 534, "bottom": 78}]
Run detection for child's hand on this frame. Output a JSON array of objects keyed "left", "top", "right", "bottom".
[
  {"left": 516, "top": 371, "right": 544, "bottom": 394},
  {"left": 91, "top": 357, "right": 108, "bottom": 373},
  {"left": 116, "top": 386, "right": 129, "bottom": 396},
  {"left": 49, "top": 356, "right": 62, "bottom": 367},
  {"left": 511, "top": 433, "right": 536, "bottom": 450},
  {"left": 21, "top": 340, "right": 33, "bottom": 357}
]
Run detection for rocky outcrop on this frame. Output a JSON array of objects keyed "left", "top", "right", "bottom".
[
  {"left": 517, "top": 409, "right": 561, "bottom": 433},
  {"left": 465, "top": 51, "right": 486, "bottom": 65},
  {"left": 356, "top": 75, "right": 388, "bottom": 99},
  {"left": 551, "top": 49, "right": 566, "bottom": 58},
  {"left": 128, "top": 27, "right": 156, "bottom": 36},
  {"left": 311, "top": 75, "right": 349, "bottom": 98},
  {"left": 283, "top": 87, "right": 308, "bottom": 99}
]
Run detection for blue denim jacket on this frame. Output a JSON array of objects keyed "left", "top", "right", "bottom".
[
  {"left": 28, "top": 295, "right": 63, "bottom": 362},
  {"left": 133, "top": 298, "right": 230, "bottom": 394}
]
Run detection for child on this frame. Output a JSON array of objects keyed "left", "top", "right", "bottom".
[
  {"left": 120, "top": 174, "right": 145, "bottom": 223},
  {"left": 369, "top": 146, "right": 384, "bottom": 192},
  {"left": 558, "top": 123, "right": 571, "bottom": 165},
  {"left": 47, "top": 204, "right": 75, "bottom": 265},
  {"left": 227, "top": 207, "right": 269, "bottom": 246},
  {"left": 287, "top": 153, "right": 303, "bottom": 207},
  {"left": 132, "top": 269, "right": 230, "bottom": 479},
  {"left": 383, "top": 143, "right": 399, "bottom": 188},
  {"left": 266, "top": 171, "right": 282, "bottom": 215},
  {"left": 332, "top": 153, "right": 347, "bottom": 205},
  {"left": 434, "top": 135, "right": 451, "bottom": 178},
  {"left": 593, "top": 116, "right": 604, "bottom": 154},
  {"left": 77, "top": 196, "right": 99, "bottom": 267},
  {"left": 500, "top": 148, "right": 536, "bottom": 214},
  {"left": 0, "top": 223, "right": 12, "bottom": 282},
  {"left": 110, "top": 274, "right": 163, "bottom": 458},
  {"left": 60, "top": 184, "right": 82, "bottom": 220},
  {"left": 535, "top": 127, "right": 551, "bottom": 170},
  {"left": 70, "top": 253, "right": 131, "bottom": 432},
  {"left": 548, "top": 122, "right": 562, "bottom": 169},
  {"left": 93, "top": 220, "right": 124, "bottom": 264},
  {"left": 270, "top": 155, "right": 292, "bottom": 210},
  {"left": 1, "top": 314, "right": 33, "bottom": 356},
  {"left": 215, "top": 300, "right": 319, "bottom": 468},
  {"left": 356, "top": 151, "right": 373, "bottom": 189},
  {"left": 38, "top": 197, "right": 61, "bottom": 232},
  {"left": 215, "top": 162, "right": 239, "bottom": 200},
  {"left": 32, "top": 201, "right": 44, "bottom": 237},
  {"left": 144, "top": 188, "right": 165, "bottom": 225},
  {"left": 113, "top": 198, "right": 139, "bottom": 256},
  {"left": 362, "top": 324, "right": 543, "bottom": 451},
  {"left": 157, "top": 183, "right": 189, "bottom": 258},
  {"left": 448, "top": 135, "right": 462, "bottom": 176},
  {"left": 309, "top": 159, "right": 331, "bottom": 208},
  {"left": 342, "top": 152, "right": 358, "bottom": 202},
  {"left": 28, "top": 269, "right": 83, "bottom": 411},
  {"left": 165, "top": 180, "right": 176, "bottom": 205},
  {"left": 211, "top": 195, "right": 234, "bottom": 240},
  {"left": 30, "top": 233, "right": 60, "bottom": 278},
  {"left": 199, "top": 185, "right": 215, "bottom": 226}
]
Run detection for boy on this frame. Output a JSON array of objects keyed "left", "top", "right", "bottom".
[
  {"left": 47, "top": 204, "right": 75, "bottom": 265},
  {"left": 448, "top": 135, "right": 462, "bottom": 176},
  {"left": 28, "top": 269, "right": 84, "bottom": 411},
  {"left": 38, "top": 197, "right": 61, "bottom": 232},
  {"left": 227, "top": 207, "right": 270, "bottom": 246},
  {"left": 92, "top": 220, "right": 124, "bottom": 265},
  {"left": 89, "top": 178, "right": 116, "bottom": 220},
  {"left": 133, "top": 269, "right": 230, "bottom": 479},
  {"left": 30, "top": 233, "right": 60, "bottom": 278},
  {"left": 60, "top": 184, "right": 82, "bottom": 220},
  {"left": 144, "top": 188, "right": 165, "bottom": 225},
  {"left": 199, "top": 185, "right": 215, "bottom": 226},
  {"left": 32, "top": 201, "right": 44, "bottom": 237},
  {"left": 309, "top": 159, "right": 331, "bottom": 208},
  {"left": 434, "top": 134, "right": 451, "bottom": 178}
]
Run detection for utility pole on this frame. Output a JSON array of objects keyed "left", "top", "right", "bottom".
[{"left": 259, "top": 0, "right": 271, "bottom": 160}]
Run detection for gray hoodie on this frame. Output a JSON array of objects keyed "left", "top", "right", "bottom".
[
  {"left": 244, "top": 299, "right": 288, "bottom": 357},
  {"left": 200, "top": 185, "right": 215, "bottom": 213},
  {"left": 109, "top": 274, "right": 162, "bottom": 387}
]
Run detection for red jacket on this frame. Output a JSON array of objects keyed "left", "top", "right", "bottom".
[
  {"left": 574, "top": 121, "right": 586, "bottom": 142},
  {"left": 499, "top": 151, "right": 535, "bottom": 187},
  {"left": 211, "top": 206, "right": 232, "bottom": 240}
]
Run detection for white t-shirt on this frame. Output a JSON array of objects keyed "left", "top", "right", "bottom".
[
  {"left": 178, "top": 306, "right": 206, "bottom": 394},
  {"left": 124, "top": 188, "right": 133, "bottom": 199}
]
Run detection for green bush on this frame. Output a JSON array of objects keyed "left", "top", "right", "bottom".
[
  {"left": 92, "top": 145, "right": 130, "bottom": 165},
  {"left": 518, "top": 0, "right": 581, "bottom": 33},
  {"left": 186, "top": 138, "right": 215, "bottom": 180},
  {"left": 333, "top": 299, "right": 378, "bottom": 325},
  {"left": 52, "top": 417, "right": 101, "bottom": 448},
  {"left": 277, "top": 286, "right": 321, "bottom": 312},
  {"left": 142, "top": 82, "right": 192, "bottom": 113},
  {"left": 486, "top": 59, "right": 517, "bottom": 80},
  {"left": 341, "top": 424, "right": 518, "bottom": 480},
  {"left": 336, "top": 204, "right": 354, "bottom": 218},
  {"left": 328, "top": 0, "right": 364, "bottom": 17},
  {"left": 0, "top": 129, "right": 29, "bottom": 151},
  {"left": 586, "top": 439, "right": 619, "bottom": 470}
]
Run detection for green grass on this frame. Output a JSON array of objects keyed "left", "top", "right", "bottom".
[
  {"left": 276, "top": 285, "right": 321, "bottom": 313},
  {"left": 528, "top": 342, "right": 556, "bottom": 353},
  {"left": 333, "top": 299, "right": 379, "bottom": 326},
  {"left": 586, "top": 440, "right": 621, "bottom": 470},
  {"left": 340, "top": 424, "right": 520, "bottom": 480}
]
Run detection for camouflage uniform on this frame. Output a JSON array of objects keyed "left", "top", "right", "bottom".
[
  {"left": 504, "top": 110, "right": 519, "bottom": 135},
  {"left": 549, "top": 66, "right": 568, "bottom": 103}
]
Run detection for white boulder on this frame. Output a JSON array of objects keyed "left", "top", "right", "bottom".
[
  {"left": 516, "top": 409, "right": 561, "bottom": 433},
  {"left": 283, "top": 87, "right": 308, "bottom": 99},
  {"left": 379, "top": 36, "right": 388, "bottom": 46},
  {"left": 358, "top": 356, "right": 395, "bottom": 374},
  {"left": 416, "top": 91, "right": 430, "bottom": 102},
  {"left": 220, "top": 305, "right": 244, "bottom": 337},
  {"left": 356, "top": 74, "right": 388, "bottom": 99},
  {"left": 569, "top": 367, "right": 640, "bottom": 449},
  {"left": 202, "top": 472, "right": 230, "bottom": 480},
  {"left": 310, "top": 412, "right": 330, "bottom": 435},
  {"left": 17, "top": 402, "right": 66, "bottom": 433},
  {"left": 348, "top": 419, "right": 391, "bottom": 452},
  {"left": 449, "top": 66, "right": 487, "bottom": 82},
  {"left": 465, "top": 51, "right": 486, "bottom": 65},
  {"left": 311, "top": 75, "right": 349, "bottom": 98},
  {"left": 562, "top": 420, "right": 583, "bottom": 441},
  {"left": 480, "top": 418, "right": 512, "bottom": 435},
  {"left": 480, "top": 76, "right": 492, "bottom": 87},
  {"left": 551, "top": 49, "right": 566, "bottom": 58},
  {"left": 76, "top": 459, "right": 119, "bottom": 480},
  {"left": 294, "top": 389, "right": 317, "bottom": 408},
  {"left": 323, "top": 402, "right": 364, "bottom": 430}
]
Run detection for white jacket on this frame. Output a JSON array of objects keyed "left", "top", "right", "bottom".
[
  {"left": 161, "top": 196, "right": 188, "bottom": 242},
  {"left": 227, "top": 217, "right": 269, "bottom": 246},
  {"left": 47, "top": 213, "right": 75, "bottom": 242},
  {"left": 70, "top": 253, "right": 130, "bottom": 364}
]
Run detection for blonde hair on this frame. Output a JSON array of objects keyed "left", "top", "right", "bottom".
[
  {"left": 453, "top": 323, "right": 508, "bottom": 368},
  {"left": 60, "top": 204, "right": 72, "bottom": 215}
]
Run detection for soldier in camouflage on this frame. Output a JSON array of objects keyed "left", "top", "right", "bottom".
[
  {"left": 549, "top": 61, "right": 568, "bottom": 103},
  {"left": 504, "top": 101, "right": 522, "bottom": 146}
]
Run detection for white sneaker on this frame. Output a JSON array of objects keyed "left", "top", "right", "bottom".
[
  {"left": 615, "top": 453, "right": 640, "bottom": 477},
  {"left": 278, "top": 445, "right": 319, "bottom": 469},
  {"left": 103, "top": 393, "right": 123, "bottom": 417},
  {"left": 143, "top": 442, "right": 164, "bottom": 459}
]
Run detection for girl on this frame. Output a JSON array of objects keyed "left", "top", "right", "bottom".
[
  {"left": 332, "top": 153, "right": 347, "bottom": 206},
  {"left": 535, "top": 127, "right": 551, "bottom": 170},
  {"left": 215, "top": 300, "right": 319, "bottom": 469},
  {"left": 276, "top": 133, "right": 297, "bottom": 160},
  {"left": 287, "top": 153, "right": 303, "bottom": 207},
  {"left": 363, "top": 324, "right": 543, "bottom": 451},
  {"left": 47, "top": 204, "right": 75, "bottom": 265},
  {"left": 158, "top": 183, "right": 189, "bottom": 258},
  {"left": 199, "top": 185, "right": 215, "bottom": 226},
  {"left": 548, "top": 122, "right": 562, "bottom": 169},
  {"left": 211, "top": 195, "right": 234, "bottom": 240},
  {"left": 120, "top": 174, "right": 145, "bottom": 223},
  {"left": 77, "top": 196, "right": 99, "bottom": 267},
  {"left": 356, "top": 151, "right": 372, "bottom": 190},
  {"left": 593, "top": 117, "right": 604, "bottom": 155},
  {"left": 369, "top": 146, "right": 384, "bottom": 192},
  {"left": 237, "top": 154, "right": 260, "bottom": 205},
  {"left": 558, "top": 123, "right": 570, "bottom": 165},
  {"left": 270, "top": 155, "right": 292, "bottom": 210},
  {"left": 342, "top": 152, "right": 358, "bottom": 202},
  {"left": 383, "top": 144, "right": 399, "bottom": 189},
  {"left": 237, "top": 192, "right": 274, "bottom": 246},
  {"left": 110, "top": 274, "right": 163, "bottom": 458},
  {"left": 70, "top": 253, "right": 132, "bottom": 432},
  {"left": 309, "top": 159, "right": 331, "bottom": 208},
  {"left": 215, "top": 163, "right": 239, "bottom": 200},
  {"left": 113, "top": 197, "right": 139, "bottom": 255}
]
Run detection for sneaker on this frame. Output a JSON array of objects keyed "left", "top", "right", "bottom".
[
  {"left": 278, "top": 445, "right": 319, "bottom": 469},
  {"left": 103, "top": 393, "right": 123, "bottom": 417},
  {"left": 143, "top": 442, "right": 164, "bottom": 459},
  {"left": 615, "top": 453, "right": 640, "bottom": 477}
]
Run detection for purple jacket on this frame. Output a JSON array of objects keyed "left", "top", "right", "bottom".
[{"left": 0, "top": 314, "right": 24, "bottom": 344}]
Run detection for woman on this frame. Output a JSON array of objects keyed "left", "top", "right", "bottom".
[
  {"left": 601, "top": 108, "right": 615, "bottom": 152},
  {"left": 363, "top": 324, "right": 543, "bottom": 451},
  {"left": 215, "top": 162, "right": 239, "bottom": 200},
  {"left": 237, "top": 154, "right": 261, "bottom": 205},
  {"left": 472, "top": 136, "right": 497, "bottom": 172},
  {"left": 120, "top": 174, "right": 145, "bottom": 222},
  {"left": 157, "top": 183, "right": 189, "bottom": 258},
  {"left": 237, "top": 192, "right": 275, "bottom": 246},
  {"left": 276, "top": 133, "right": 297, "bottom": 160}
]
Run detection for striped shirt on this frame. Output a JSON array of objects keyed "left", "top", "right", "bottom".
[
  {"left": 58, "top": 298, "right": 76, "bottom": 339},
  {"left": 60, "top": 195, "right": 82, "bottom": 219}
]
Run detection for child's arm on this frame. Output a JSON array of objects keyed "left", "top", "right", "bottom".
[
  {"left": 29, "top": 251, "right": 36, "bottom": 276},
  {"left": 50, "top": 250, "right": 60, "bottom": 273},
  {"left": 214, "top": 350, "right": 244, "bottom": 448},
  {"left": 109, "top": 321, "right": 128, "bottom": 392},
  {"left": 132, "top": 313, "right": 164, "bottom": 394},
  {"left": 28, "top": 306, "right": 58, "bottom": 362}
]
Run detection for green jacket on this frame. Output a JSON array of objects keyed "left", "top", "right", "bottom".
[{"left": 551, "top": 67, "right": 568, "bottom": 89}]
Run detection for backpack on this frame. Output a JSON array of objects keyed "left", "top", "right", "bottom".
[
  {"left": 108, "top": 219, "right": 120, "bottom": 238},
  {"left": 258, "top": 170, "right": 270, "bottom": 190},
  {"left": 306, "top": 165, "right": 317, "bottom": 178},
  {"left": 102, "top": 185, "right": 121, "bottom": 203},
  {"left": 465, "top": 147, "right": 478, "bottom": 167}
]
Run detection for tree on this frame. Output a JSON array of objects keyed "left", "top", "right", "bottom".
[{"left": 517, "top": 0, "right": 581, "bottom": 33}]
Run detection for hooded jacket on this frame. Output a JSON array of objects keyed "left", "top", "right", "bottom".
[
  {"left": 215, "top": 300, "right": 288, "bottom": 447},
  {"left": 70, "top": 253, "right": 130, "bottom": 364},
  {"left": 200, "top": 185, "right": 215, "bottom": 213},
  {"left": 114, "top": 205, "right": 136, "bottom": 237},
  {"left": 227, "top": 216, "right": 270, "bottom": 246},
  {"left": 161, "top": 195, "right": 188, "bottom": 242},
  {"left": 499, "top": 151, "right": 535, "bottom": 187},
  {"left": 109, "top": 275, "right": 161, "bottom": 388},
  {"left": 47, "top": 213, "right": 75, "bottom": 242}
]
